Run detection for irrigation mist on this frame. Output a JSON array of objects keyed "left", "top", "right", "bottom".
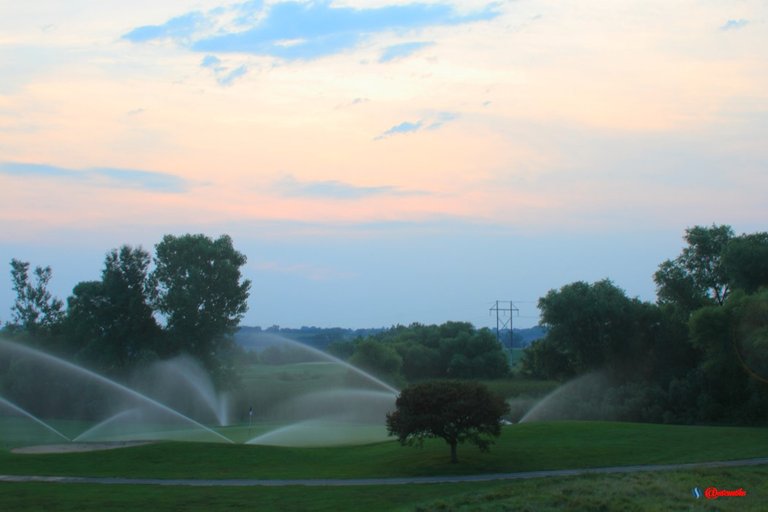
[
  {"left": 0, "top": 336, "right": 399, "bottom": 448},
  {"left": 518, "top": 372, "right": 615, "bottom": 423},
  {"left": 233, "top": 333, "right": 399, "bottom": 446},
  {"left": 0, "top": 339, "right": 231, "bottom": 445}
]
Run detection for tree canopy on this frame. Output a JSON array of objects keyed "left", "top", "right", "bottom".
[
  {"left": 330, "top": 321, "right": 510, "bottom": 384},
  {"left": 522, "top": 224, "right": 768, "bottom": 425},
  {"left": 64, "top": 246, "right": 163, "bottom": 373},
  {"left": 4, "top": 233, "right": 251, "bottom": 386},
  {"left": 152, "top": 234, "right": 251, "bottom": 375},
  {"left": 386, "top": 380, "right": 510, "bottom": 463},
  {"left": 723, "top": 233, "right": 768, "bottom": 294},
  {"left": 9, "top": 259, "right": 63, "bottom": 335},
  {"left": 654, "top": 224, "right": 734, "bottom": 313}
]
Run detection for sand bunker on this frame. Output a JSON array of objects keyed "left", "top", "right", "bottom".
[{"left": 11, "top": 441, "right": 152, "bottom": 454}]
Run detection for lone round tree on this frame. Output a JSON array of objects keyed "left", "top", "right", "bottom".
[{"left": 386, "top": 380, "right": 510, "bottom": 463}]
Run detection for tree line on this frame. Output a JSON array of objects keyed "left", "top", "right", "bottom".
[
  {"left": 2, "top": 234, "right": 250, "bottom": 386},
  {"left": 521, "top": 225, "right": 768, "bottom": 425},
  {"left": 327, "top": 321, "right": 511, "bottom": 385}
]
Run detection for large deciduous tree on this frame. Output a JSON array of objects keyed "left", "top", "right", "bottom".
[
  {"left": 152, "top": 234, "right": 250, "bottom": 372},
  {"left": 386, "top": 380, "right": 510, "bottom": 463},
  {"left": 65, "top": 246, "right": 162, "bottom": 372},
  {"left": 654, "top": 224, "right": 734, "bottom": 313},
  {"left": 9, "top": 259, "right": 63, "bottom": 335},
  {"left": 689, "top": 290, "right": 768, "bottom": 422},
  {"left": 525, "top": 278, "right": 697, "bottom": 383},
  {"left": 534, "top": 279, "right": 643, "bottom": 377},
  {"left": 723, "top": 232, "right": 768, "bottom": 294}
]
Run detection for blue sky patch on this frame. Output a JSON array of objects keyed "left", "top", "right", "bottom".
[
  {"left": 427, "top": 112, "right": 458, "bottom": 130},
  {"left": 379, "top": 41, "right": 434, "bottom": 63},
  {"left": 218, "top": 65, "right": 249, "bottom": 86},
  {"left": 376, "top": 120, "right": 423, "bottom": 140},
  {"left": 93, "top": 167, "right": 188, "bottom": 193},
  {"left": 123, "top": 12, "right": 208, "bottom": 43},
  {"left": 201, "top": 55, "right": 222, "bottom": 68},
  {"left": 124, "top": 1, "right": 500, "bottom": 61},
  {"left": 376, "top": 112, "right": 457, "bottom": 139},
  {"left": 0, "top": 162, "right": 80, "bottom": 179},
  {"left": 200, "top": 55, "right": 248, "bottom": 86},
  {"left": 720, "top": 19, "right": 748, "bottom": 31}
]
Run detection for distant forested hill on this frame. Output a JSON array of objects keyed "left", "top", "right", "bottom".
[
  {"left": 235, "top": 325, "right": 545, "bottom": 351},
  {"left": 235, "top": 325, "right": 386, "bottom": 350},
  {"left": 513, "top": 325, "right": 548, "bottom": 347}
]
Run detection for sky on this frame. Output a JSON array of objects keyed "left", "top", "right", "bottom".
[{"left": 0, "top": 0, "right": 766, "bottom": 330}]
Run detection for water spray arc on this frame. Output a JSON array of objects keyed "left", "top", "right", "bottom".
[
  {"left": 270, "top": 336, "right": 400, "bottom": 395},
  {"left": 1, "top": 335, "right": 402, "bottom": 448},
  {"left": 239, "top": 335, "right": 399, "bottom": 446},
  {"left": 0, "top": 340, "right": 233, "bottom": 444},
  {"left": 0, "top": 396, "right": 71, "bottom": 442}
]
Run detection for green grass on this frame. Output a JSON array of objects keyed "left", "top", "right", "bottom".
[
  {"left": 2, "top": 421, "right": 768, "bottom": 480},
  {"left": 0, "top": 481, "right": 498, "bottom": 512},
  {"left": 240, "top": 361, "right": 348, "bottom": 381},
  {"left": 2, "top": 421, "right": 768, "bottom": 511},
  {"left": 1, "top": 466, "right": 765, "bottom": 511},
  {"left": 6, "top": 358, "right": 767, "bottom": 510},
  {"left": 411, "top": 465, "right": 768, "bottom": 512}
]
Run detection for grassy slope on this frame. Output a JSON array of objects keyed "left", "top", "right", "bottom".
[
  {"left": 2, "top": 421, "right": 768, "bottom": 511},
  {"left": 412, "top": 465, "right": 768, "bottom": 512},
  {"left": 1, "top": 466, "right": 765, "bottom": 512},
  {"left": 2, "top": 421, "right": 768, "bottom": 480}
]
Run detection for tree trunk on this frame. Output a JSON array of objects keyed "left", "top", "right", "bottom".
[{"left": 450, "top": 441, "right": 458, "bottom": 463}]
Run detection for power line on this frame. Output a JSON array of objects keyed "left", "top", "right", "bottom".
[{"left": 489, "top": 300, "right": 519, "bottom": 350}]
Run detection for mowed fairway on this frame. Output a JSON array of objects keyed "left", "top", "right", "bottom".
[{"left": 2, "top": 421, "right": 768, "bottom": 510}]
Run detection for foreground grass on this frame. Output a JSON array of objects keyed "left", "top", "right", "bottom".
[
  {"left": 2, "top": 421, "right": 768, "bottom": 480},
  {"left": 1, "top": 466, "right": 765, "bottom": 512},
  {"left": 413, "top": 465, "right": 768, "bottom": 512}
]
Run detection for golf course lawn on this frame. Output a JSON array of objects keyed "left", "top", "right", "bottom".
[
  {"left": 2, "top": 421, "right": 768, "bottom": 479},
  {"left": 1, "top": 421, "right": 767, "bottom": 510}
]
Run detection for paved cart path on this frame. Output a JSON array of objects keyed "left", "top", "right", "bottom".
[{"left": 2, "top": 457, "right": 767, "bottom": 487}]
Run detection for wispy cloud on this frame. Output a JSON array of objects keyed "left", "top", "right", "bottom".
[
  {"left": 426, "top": 112, "right": 457, "bottom": 130},
  {"left": 376, "top": 120, "right": 423, "bottom": 140},
  {"left": 94, "top": 168, "right": 188, "bottom": 193},
  {"left": 274, "top": 174, "right": 423, "bottom": 199},
  {"left": 0, "top": 162, "right": 189, "bottom": 193},
  {"left": 123, "top": 1, "right": 500, "bottom": 61},
  {"left": 219, "top": 64, "right": 249, "bottom": 86},
  {"left": 375, "top": 112, "right": 458, "bottom": 140},
  {"left": 335, "top": 97, "right": 370, "bottom": 109},
  {"left": 0, "top": 162, "right": 80, "bottom": 179},
  {"left": 200, "top": 54, "right": 249, "bottom": 86},
  {"left": 379, "top": 41, "right": 434, "bottom": 63},
  {"left": 720, "top": 19, "right": 748, "bottom": 31}
]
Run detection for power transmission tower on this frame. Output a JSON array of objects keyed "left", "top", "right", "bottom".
[{"left": 490, "top": 300, "right": 519, "bottom": 349}]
